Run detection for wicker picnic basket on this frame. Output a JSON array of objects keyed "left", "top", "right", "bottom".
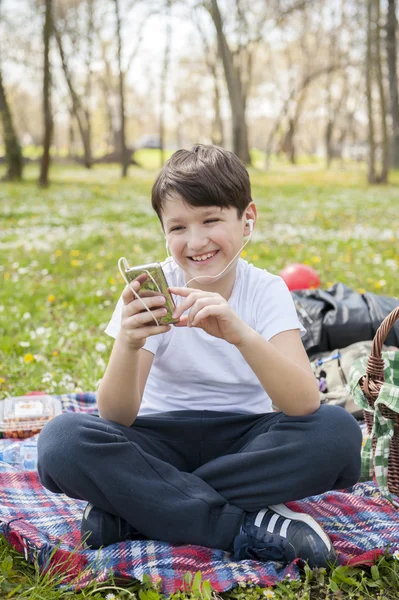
[{"left": 359, "top": 306, "right": 399, "bottom": 495}]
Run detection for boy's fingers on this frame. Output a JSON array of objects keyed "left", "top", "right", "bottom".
[
  {"left": 168, "top": 286, "right": 192, "bottom": 297},
  {"left": 174, "top": 315, "right": 188, "bottom": 327},
  {"left": 172, "top": 291, "right": 208, "bottom": 318},
  {"left": 125, "top": 295, "right": 166, "bottom": 317},
  {"left": 122, "top": 281, "right": 140, "bottom": 304}
]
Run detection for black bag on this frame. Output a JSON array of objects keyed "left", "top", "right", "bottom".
[{"left": 292, "top": 283, "right": 399, "bottom": 358}]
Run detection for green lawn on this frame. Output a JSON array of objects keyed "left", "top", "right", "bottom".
[{"left": 0, "top": 158, "right": 399, "bottom": 598}]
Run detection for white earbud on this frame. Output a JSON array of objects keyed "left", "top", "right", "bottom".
[{"left": 246, "top": 219, "right": 254, "bottom": 233}]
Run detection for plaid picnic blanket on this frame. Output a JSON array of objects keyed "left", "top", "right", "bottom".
[{"left": 0, "top": 393, "right": 399, "bottom": 594}]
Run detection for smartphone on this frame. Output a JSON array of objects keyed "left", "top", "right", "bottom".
[{"left": 124, "top": 262, "right": 179, "bottom": 325}]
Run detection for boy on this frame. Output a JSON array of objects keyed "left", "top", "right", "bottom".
[{"left": 38, "top": 145, "right": 362, "bottom": 568}]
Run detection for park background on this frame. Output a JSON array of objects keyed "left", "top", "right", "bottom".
[{"left": 1, "top": 0, "right": 399, "bottom": 598}]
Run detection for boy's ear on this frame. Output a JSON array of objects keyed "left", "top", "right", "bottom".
[{"left": 244, "top": 202, "right": 257, "bottom": 230}]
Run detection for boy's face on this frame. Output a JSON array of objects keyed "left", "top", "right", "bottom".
[{"left": 162, "top": 194, "right": 256, "bottom": 287}]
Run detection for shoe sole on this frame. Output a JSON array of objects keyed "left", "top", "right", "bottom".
[{"left": 268, "top": 504, "right": 332, "bottom": 550}]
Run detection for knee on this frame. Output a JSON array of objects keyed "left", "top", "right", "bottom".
[
  {"left": 314, "top": 404, "right": 362, "bottom": 465},
  {"left": 38, "top": 412, "right": 93, "bottom": 475}
]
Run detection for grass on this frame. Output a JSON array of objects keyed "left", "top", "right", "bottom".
[{"left": 0, "top": 155, "right": 399, "bottom": 598}]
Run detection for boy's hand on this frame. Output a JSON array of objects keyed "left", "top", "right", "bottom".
[
  {"left": 169, "top": 286, "right": 250, "bottom": 346},
  {"left": 120, "top": 276, "right": 171, "bottom": 350}
]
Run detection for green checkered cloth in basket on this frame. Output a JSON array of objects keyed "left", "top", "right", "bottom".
[{"left": 349, "top": 350, "right": 399, "bottom": 501}]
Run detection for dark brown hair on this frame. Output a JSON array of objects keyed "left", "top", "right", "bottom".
[{"left": 151, "top": 144, "right": 252, "bottom": 224}]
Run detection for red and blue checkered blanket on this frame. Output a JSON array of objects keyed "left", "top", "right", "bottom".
[{"left": 0, "top": 393, "right": 398, "bottom": 594}]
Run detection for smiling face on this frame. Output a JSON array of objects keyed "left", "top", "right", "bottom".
[{"left": 162, "top": 194, "right": 256, "bottom": 296}]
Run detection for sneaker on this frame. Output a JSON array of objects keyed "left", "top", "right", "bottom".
[
  {"left": 81, "top": 503, "right": 145, "bottom": 549},
  {"left": 233, "top": 503, "right": 336, "bottom": 569}
]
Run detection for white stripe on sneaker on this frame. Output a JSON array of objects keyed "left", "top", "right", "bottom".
[
  {"left": 266, "top": 513, "right": 279, "bottom": 533},
  {"left": 254, "top": 508, "right": 268, "bottom": 527},
  {"left": 83, "top": 504, "right": 93, "bottom": 520},
  {"left": 268, "top": 503, "right": 332, "bottom": 550},
  {"left": 280, "top": 518, "right": 291, "bottom": 538}
]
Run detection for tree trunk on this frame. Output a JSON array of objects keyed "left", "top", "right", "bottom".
[
  {"left": 159, "top": 0, "right": 172, "bottom": 167},
  {"left": 208, "top": 0, "right": 250, "bottom": 164},
  {"left": 39, "top": 0, "right": 53, "bottom": 187},
  {"left": 366, "top": 0, "right": 389, "bottom": 184},
  {"left": 0, "top": 69, "right": 23, "bottom": 181},
  {"left": 281, "top": 87, "right": 307, "bottom": 164},
  {"left": 113, "top": 0, "right": 129, "bottom": 177},
  {"left": 54, "top": 29, "right": 92, "bottom": 168},
  {"left": 325, "top": 120, "right": 334, "bottom": 168},
  {"left": 386, "top": 0, "right": 399, "bottom": 168},
  {"left": 194, "top": 14, "right": 224, "bottom": 147},
  {"left": 375, "top": 0, "right": 389, "bottom": 182},
  {"left": 366, "top": 0, "right": 377, "bottom": 183},
  {"left": 67, "top": 109, "right": 75, "bottom": 158},
  {"left": 84, "top": 0, "right": 94, "bottom": 168},
  {"left": 211, "top": 69, "right": 224, "bottom": 147}
]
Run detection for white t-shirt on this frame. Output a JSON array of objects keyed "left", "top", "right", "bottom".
[{"left": 105, "top": 258, "right": 306, "bottom": 416}]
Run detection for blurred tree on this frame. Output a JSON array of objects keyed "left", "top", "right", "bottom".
[
  {"left": 386, "top": 0, "right": 399, "bottom": 169},
  {"left": 113, "top": 0, "right": 128, "bottom": 177},
  {"left": 206, "top": 0, "right": 251, "bottom": 163},
  {"left": 324, "top": 3, "right": 350, "bottom": 168},
  {"left": 53, "top": 0, "right": 94, "bottom": 168},
  {"left": 38, "top": 0, "right": 53, "bottom": 187},
  {"left": 0, "top": 68, "right": 23, "bottom": 181},
  {"left": 159, "top": 0, "right": 172, "bottom": 167},
  {"left": 366, "top": 0, "right": 389, "bottom": 183},
  {"left": 194, "top": 10, "right": 224, "bottom": 147},
  {"left": 0, "top": 0, "right": 23, "bottom": 181},
  {"left": 205, "top": 0, "right": 313, "bottom": 164}
]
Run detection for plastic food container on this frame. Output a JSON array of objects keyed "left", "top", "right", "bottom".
[{"left": 0, "top": 395, "right": 62, "bottom": 439}]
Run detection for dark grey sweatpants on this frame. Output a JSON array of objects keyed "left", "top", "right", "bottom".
[{"left": 37, "top": 405, "right": 362, "bottom": 552}]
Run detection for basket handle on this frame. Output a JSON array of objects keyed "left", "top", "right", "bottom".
[{"left": 363, "top": 306, "right": 399, "bottom": 401}]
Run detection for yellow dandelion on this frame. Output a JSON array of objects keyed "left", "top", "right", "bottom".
[
  {"left": 375, "top": 280, "right": 386, "bottom": 289},
  {"left": 108, "top": 277, "right": 116, "bottom": 285},
  {"left": 96, "top": 263, "right": 103, "bottom": 270},
  {"left": 241, "top": 250, "right": 248, "bottom": 258},
  {"left": 357, "top": 288, "right": 366, "bottom": 295},
  {"left": 0, "top": 377, "right": 6, "bottom": 384},
  {"left": 311, "top": 256, "right": 321, "bottom": 263},
  {"left": 70, "top": 250, "right": 80, "bottom": 257},
  {"left": 251, "top": 254, "right": 259, "bottom": 261},
  {"left": 55, "top": 249, "right": 63, "bottom": 257},
  {"left": 23, "top": 354, "right": 35, "bottom": 364},
  {"left": 87, "top": 252, "right": 93, "bottom": 260},
  {"left": 53, "top": 351, "right": 59, "bottom": 356},
  {"left": 71, "top": 259, "right": 80, "bottom": 267},
  {"left": 47, "top": 294, "right": 55, "bottom": 303}
]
